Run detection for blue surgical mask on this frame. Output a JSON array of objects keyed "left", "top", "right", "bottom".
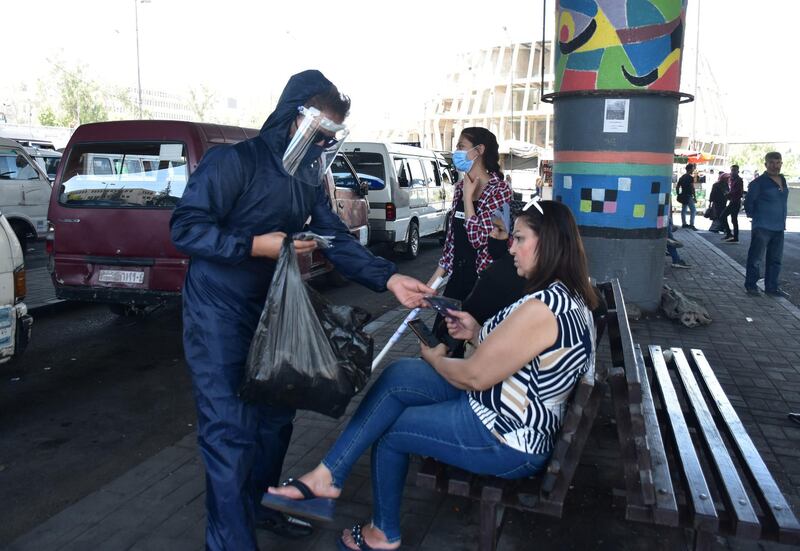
[{"left": 452, "top": 146, "right": 478, "bottom": 172}]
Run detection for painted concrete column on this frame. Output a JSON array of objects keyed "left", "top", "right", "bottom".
[{"left": 546, "top": 0, "right": 691, "bottom": 310}]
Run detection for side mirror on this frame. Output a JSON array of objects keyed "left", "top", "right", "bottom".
[{"left": 358, "top": 180, "right": 370, "bottom": 196}]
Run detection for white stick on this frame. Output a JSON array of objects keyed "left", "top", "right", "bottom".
[{"left": 371, "top": 276, "right": 446, "bottom": 371}]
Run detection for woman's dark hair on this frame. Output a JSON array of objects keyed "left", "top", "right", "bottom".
[
  {"left": 460, "top": 127, "right": 504, "bottom": 180},
  {"left": 514, "top": 200, "right": 598, "bottom": 310},
  {"left": 307, "top": 85, "right": 351, "bottom": 120}
]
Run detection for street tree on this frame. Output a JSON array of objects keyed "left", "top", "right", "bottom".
[
  {"left": 35, "top": 61, "right": 108, "bottom": 127},
  {"left": 731, "top": 143, "right": 799, "bottom": 178},
  {"left": 188, "top": 85, "right": 215, "bottom": 122}
]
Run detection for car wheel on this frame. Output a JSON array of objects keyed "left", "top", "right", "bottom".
[
  {"left": 10, "top": 222, "right": 28, "bottom": 254},
  {"left": 404, "top": 221, "right": 419, "bottom": 260}
]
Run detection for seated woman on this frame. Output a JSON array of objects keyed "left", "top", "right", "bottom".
[{"left": 265, "top": 201, "right": 598, "bottom": 550}]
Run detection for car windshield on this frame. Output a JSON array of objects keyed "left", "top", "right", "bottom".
[
  {"left": 59, "top": 142, "right": 188, "bottom": 209},
  {"left": 36, "top": 155, "right": 61, "bottom": 180},
  {"left": 343, "top": 151, "right": 386, "bottom": 190},
  {"left": 0, "top": 148, "right": 43, "bottom": 180}
]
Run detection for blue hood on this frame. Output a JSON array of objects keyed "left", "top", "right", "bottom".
[{"left": 259, "top": 69, "right": 335, "bottom": 162}]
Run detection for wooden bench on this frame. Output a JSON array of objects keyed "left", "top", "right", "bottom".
[
  {"left": 415, "top": 285, "right": 612, "bottom": 551},
  {"left": 602, "top": 279, "right": 800, "bottom": 550}
]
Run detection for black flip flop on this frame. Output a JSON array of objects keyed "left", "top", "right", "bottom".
[{"left": 261, "top": 478, "right": 336, "bottom": 523}]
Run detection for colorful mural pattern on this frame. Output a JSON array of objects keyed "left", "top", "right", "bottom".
[
  {"left": 555, "top": 156, "right": 672, "bottom": 229},
  {"left": 555, "top": 0, "right": 687, "bottom": 93}
]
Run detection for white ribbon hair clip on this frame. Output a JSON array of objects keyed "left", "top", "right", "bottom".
[{"left": 522, "top": 196, "right": 544, "bottom": 215}]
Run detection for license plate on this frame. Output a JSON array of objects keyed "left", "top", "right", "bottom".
[{"left": 98, "top": 270, "right": 144, "bottom": 284}]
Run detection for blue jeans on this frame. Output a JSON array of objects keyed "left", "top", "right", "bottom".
[
  {"left": 322, "top": 358, "right": 549, "bottom": 543},
  {"left": 745, "top": 227, "right": 784, "bottom": 292},
  {"left": 681, "top": 198, "right": 696, "bottom": 226}
]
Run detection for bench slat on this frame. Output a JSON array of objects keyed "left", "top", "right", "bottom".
[
  {"left": 541, "top": 374, "right": 593, "bottom": 492},
  {"left": 538, "top": 377, "right": 605, "bottom": 513},
  {"left": 650, "top": 347, "right": 719, "bottom": 531},
  {"left": 447, "top": 467, "right": 474, "bottom": 497},
  {"left": 610, "top": 280, "right": 642, "bottom": 403},
  {"left": 417, "top": 457, "right": 442, "bottom": 490},
  {"left": 641, "top": 346, "right": 679, "bottom": 526},
  {"left": 671, "top": 348, "right": 761, "bottom": 538},
  {"left": 689, "top": 349, "right": 800, "bottom": 544}
]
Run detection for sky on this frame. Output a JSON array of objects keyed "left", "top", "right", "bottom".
[{"left": 2, "top": 0, "right": 798, "bottom": 143}]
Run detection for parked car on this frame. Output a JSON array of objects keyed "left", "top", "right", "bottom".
[
  {"left": 342, "top": 142, "right": 454, "bottom": 258},
  {"left": 25, "top": 146, "right": 62, "bottom": 183},
  {"left": 0, "top": 138, "right": 52, "bottom": 251},
  {"left": 0, "top": 213, "right": 33, "bottom": 364},
  {"left": 48, "top": 120, "right": 371, "bottom": 315}
]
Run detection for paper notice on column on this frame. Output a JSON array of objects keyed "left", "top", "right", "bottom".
[{"left": 603, "top": 99, "right": 629, "bottom": 133}]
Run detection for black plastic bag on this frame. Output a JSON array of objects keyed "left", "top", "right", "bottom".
[{"left": 239, "top": 238, "right": 373, "bottom": 418}]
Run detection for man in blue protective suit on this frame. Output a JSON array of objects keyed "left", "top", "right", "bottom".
[{"left": 170, "top": 70, "right": 433, "bottom": 550}]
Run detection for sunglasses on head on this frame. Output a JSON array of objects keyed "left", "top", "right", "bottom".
[{"left": 313, "top": 130, "right": 338, "bottom": 148}]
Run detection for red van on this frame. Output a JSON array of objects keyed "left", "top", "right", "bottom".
[{"left": 48, "top": 120, "right": 369, "bottom": 314}]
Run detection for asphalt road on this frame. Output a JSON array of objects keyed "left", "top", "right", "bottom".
[{"left": 0, "top": 237, "right": 443, "bottom": 546}]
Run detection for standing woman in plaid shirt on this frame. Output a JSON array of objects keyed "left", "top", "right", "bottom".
[{"left": 428, "top": 127, "right": 512, "bottom": 342}]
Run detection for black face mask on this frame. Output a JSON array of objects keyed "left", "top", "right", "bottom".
[{"left": 488, "top": 237, "right": 509, "bottom": 260}]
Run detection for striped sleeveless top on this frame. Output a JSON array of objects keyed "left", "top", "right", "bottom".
[{"left": 468, "top": 281, "right": 595, "bottom": 454}]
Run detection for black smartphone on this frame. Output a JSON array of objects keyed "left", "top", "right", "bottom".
[
  {"left": 425, "top": 295, "right": 461, "bottom": 319},
  {"left": 408, "top": 319, "right": 440, "bottom": 348}
]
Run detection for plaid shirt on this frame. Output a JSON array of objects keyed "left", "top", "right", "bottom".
[{"left": 439, "top": 173, "right": 512, "bottom": 274}]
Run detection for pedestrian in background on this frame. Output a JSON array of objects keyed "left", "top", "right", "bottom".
[
  {"left": 676, "top": 163, "right": 697, "bottom": 230},
  {"left": 170, "top": 70, "right": 433, "bottom": 550},
  {"left": 720, "top": 164, "right": 744, "bottom": 243},
  {"left": 743, "top": 152, "right": 790, "bottom": 298},
  {"left": 707, "top": 172, "right": 729, "bottom": 233}
]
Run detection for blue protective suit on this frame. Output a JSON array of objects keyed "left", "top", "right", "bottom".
[{"left": 170, "top": 70, "right": 396, "bottom": 550}]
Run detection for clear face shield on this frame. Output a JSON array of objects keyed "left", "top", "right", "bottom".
[{"left": 283, "top": 106, "right": 349, "bottom": 186}]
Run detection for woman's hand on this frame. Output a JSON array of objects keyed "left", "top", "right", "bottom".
[
  {"left": 445, "top": 310, "right": 481, "bottom": 341},
  {"left": 387, "top": 274, "right": 436, "bottom": 308},
  {"left": 420, "top": 342, "right": 449, "bottom": 366},
  {"left": 251, "top": 232, "right": 317, "bottom": 259},
  {"left": 462, "top": 171, "right": 478, "bottom": 201}
]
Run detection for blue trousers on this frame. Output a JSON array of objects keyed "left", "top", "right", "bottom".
[
  {"left": 322, "top": 358, "right": 549, "bottom": 543},
  {"left": 183, "top": 278, "right": 295, "bottom": 551},
  {"left": 681, "top": 198, "right": 696, "bottom": 226},
  {"left": 745, "top": 227, "right": 784, "bottom": 292},
  {"left": 189, "top": 356, "right": 295, "bottom": 551}
]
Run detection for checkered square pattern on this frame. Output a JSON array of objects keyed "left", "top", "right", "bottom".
[{"left": 580, "top": 187, "right": 618, "bottom": 213}]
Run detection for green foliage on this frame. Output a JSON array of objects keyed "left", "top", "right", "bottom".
[
  {"left": 34, "top": 61, "right": 109, "bottom": 127},
  {"left": 730, "top": 143, "right": 799, "bottom": 178},
  {"left": 55, "top": 65, "right": 108, "bottom": 126},
  {"left": 188, "top": 85, "right": 215, "bottom": 121},
  {"left": 38, "top": 106, "right": 58, "bottom": 126}
]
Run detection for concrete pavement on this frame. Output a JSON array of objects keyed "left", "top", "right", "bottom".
[{"left": 8, "top": 227, "right": 800, "bottom": 550}]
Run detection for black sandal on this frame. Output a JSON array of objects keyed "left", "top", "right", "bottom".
[
  {"left": 336, "top": 523, "right": 379, "bottom": 550},
  {"left": 260, "top": 478, "right": 336, "bottom": 523}
]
